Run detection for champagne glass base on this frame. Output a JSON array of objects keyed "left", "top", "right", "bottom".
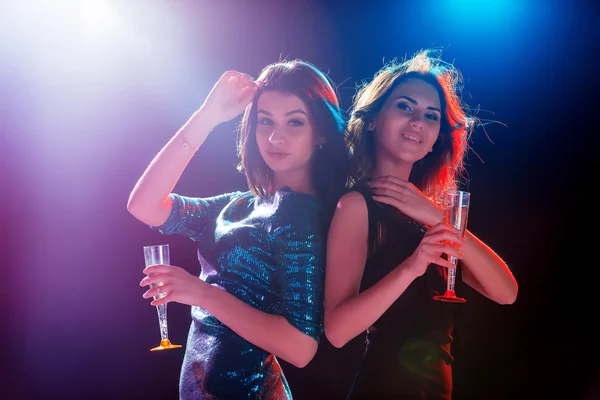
[
  {"left": 150, "top": 339, "right": 183, "bottom": 351},
  {"left": 433, "top": 290, "right": 466, "bottom": 303}
]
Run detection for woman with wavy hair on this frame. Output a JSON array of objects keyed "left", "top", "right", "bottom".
[{"left": 322, "top": 49, "right": 518, "bottom": 399}]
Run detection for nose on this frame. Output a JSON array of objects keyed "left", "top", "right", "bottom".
[
  {"left": 409, "top": 114, "right": 424, "bottom": 130},
  {"left": 268, "top": 127, "right": 285, "bottom": 145}
]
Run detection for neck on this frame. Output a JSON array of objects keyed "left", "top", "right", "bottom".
[
  {"left": 272, "top": 170, "right": 315, "bottom": 196},
  {"left": 370, "top": 156, "right": 413, "bottom": 181}
]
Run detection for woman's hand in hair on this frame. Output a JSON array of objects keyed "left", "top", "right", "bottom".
[
  {"left": 199, "top": 70, "right": 264, "bottom": 127},
  {"left": 368, "top": 176, "right": 442, "bottom": 227}
]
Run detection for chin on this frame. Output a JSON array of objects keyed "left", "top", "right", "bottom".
[
  {"left": 263, "top": 160, "right": 288, "bottom": 172},
  {"left": 393, "top": 150, "right": 429, "bottom": 164}
]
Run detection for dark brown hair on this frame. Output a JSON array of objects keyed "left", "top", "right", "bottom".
[{"left": 347, "top": 49, "right": 475, "bottom": 203}]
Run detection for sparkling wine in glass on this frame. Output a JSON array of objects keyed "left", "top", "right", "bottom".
[
  {"left": 143, "top": 244, "right": 182, "bottom": 351},
  {"left": 433, "top": 190, "right": 470, "bottom": 303}
]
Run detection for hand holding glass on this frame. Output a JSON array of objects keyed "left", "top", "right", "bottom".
[
  {"left": 143, "top": 244, "right": 182, "bottom": 351},
  {"left": 433, "top": 191, "right": 470, "bottom": 303}
]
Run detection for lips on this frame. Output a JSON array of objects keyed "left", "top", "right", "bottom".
[
  {"left": 266, "top": 151, "right": 290, "bottom": 160},
  {"left": 401, "top": 133, "right": 423, "bottom": 143}
]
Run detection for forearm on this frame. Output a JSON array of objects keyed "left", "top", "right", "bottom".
[
  {"left": 426, "top": 206, "right": 518, "bottom": 304},
  {"left": 325, "top": 263, "right": 417, "bottom": 348},
  {"left": 127, "top": 108, "right": 218, "bottom": 226},
  {"left": 200, "top": 285, "right": 318, "bottom": 368},
  {"left": 461, "top": 230, "right": 518, "bottom": 304}
]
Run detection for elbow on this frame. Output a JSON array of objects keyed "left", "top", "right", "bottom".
[
  {"left": 287, "top": 339, "right": 317, "bottom": 368},
  {"left": 292, "top": 353, "right": 314, "bottom": 369},
  {"left": 490, "top": 280, "right": 518, "bottom": 305},
  {"left": 126, "top": 197, "right": 138, "bottom": 218},
  {"left": 127, "top": 199, "right": 147, "bottom": 224},
  {"left": 323, "top": 319, "right": 349, "bottom": 349},
  {"left": 325, "top": 331, "right": 347, "bottom": 349},
  {"left": 127, "top": 193, "right": 165, "bottom": 226},
  {"left": 500, "top": 282, "right": 519, "bottom": 305},
  {"left": 127, "top": 192, "right": 143, "bottom": 220}
]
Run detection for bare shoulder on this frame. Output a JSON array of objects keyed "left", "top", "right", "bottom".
[
  {"left": 336, "top": 191, "right": 368, "bottom": 217},
  {"left": 331, "top": 191, "right": 369, "bottom": 229}
]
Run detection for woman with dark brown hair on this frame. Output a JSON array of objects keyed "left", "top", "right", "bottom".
[{"left": 128, "top": 59, "right": 350, "bottom": 399}]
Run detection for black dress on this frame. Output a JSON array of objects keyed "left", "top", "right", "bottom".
[{"left": 284, "top": 187, "right": 463, "bottom": 400}]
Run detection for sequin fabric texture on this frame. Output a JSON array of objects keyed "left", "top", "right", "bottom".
[{"left": 154, "top": 187, "right": 325, "bottom": 399}]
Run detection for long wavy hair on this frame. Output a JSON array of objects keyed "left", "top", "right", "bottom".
[{"left": 347, "top": 49, "right": 476, "bottom": 203}]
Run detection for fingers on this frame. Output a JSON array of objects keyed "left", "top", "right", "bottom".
[
  {"left": 239, "top": 83, "right": 259, "bottom": 98},
  {"left": 418, "top": 242, "right": 463, "bottom": 270},
  {"left": 140, "top": 265, "right": 177, "bottom": 305},
  {"left": 427, "top": 222, "right": 463, "bottom": 236},
  {"left": 143, "top": 264, "right": 172, "bottom": 275},
  {"left": 140, "top": 274, "right": 164, "bottom": 288},
  {"left": 371, "top": 195, "right": 400, "bottom": 208},
  {"left": 369, "top": 179, "right": 404, "bottom": 194},
  {"left": 224, "top": 71, "right": 257, "bottom": 91},
  {"left": 432, "top": 256, "right": 458, "bottom": 269},
  {"left": 238, "top": 72, "right": 255, "bottom": 86},
  {"left": 140, "top": 265, "right": 172, "bottom": 288},
  {"left": 151, "top": 295, "right": 170, "bottom": 307},
  {"left": 142, "top": 282, "right": 169, "bottom": 299},
  {"left": 368, "top": 177, "right": 415, "bottom": 204},
  {"left": 425, "top": 228, "right": 466, "bottom": 247},
  {"left": 441, "top": 242, "right": 464, "bottom": 259},
  {"left": 221, "top": 70, "right": 239, "bottom": 83},
  {"left": 368, "top": 179, "right": 406, "bottom": 195},
  {"left": 150, "top": 289, "right": 172, "bottom": 306},
  {"left": 420, "top": 226, "right": 466, "bottom": 263}
]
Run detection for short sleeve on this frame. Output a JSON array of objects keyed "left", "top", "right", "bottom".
[
  {"left": 153, "top": 192, "right": 241, "bottom": 242},
  {"left": 273, "top": 195, "right": 325, "bottom": 341}
]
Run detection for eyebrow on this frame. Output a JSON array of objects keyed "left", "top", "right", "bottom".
[
  {"left": 258, "top": 109, "right": 308, "bottom": 117},
  {"left": 396, "top": 96, "right": 441, "bottom": 114}
]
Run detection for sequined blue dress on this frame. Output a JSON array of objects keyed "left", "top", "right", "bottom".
[{"left": 154, "top": 187, "right": 325, "bottom": 400}]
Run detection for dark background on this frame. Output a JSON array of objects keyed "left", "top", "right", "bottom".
[{"left": 2, "top": 0, "right": 597, "bottom": 399}]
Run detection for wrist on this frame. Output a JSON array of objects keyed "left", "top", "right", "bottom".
[
  {"left": 193, "top": 106, "right": 222, "bottom": 132},
  {"left": 397, "top": 255, "right": 424, "bottom": 281},
  {"left": 427, "top": 205, "right": 443, "bottom": 227},
  {"left": 177, "top": 108, "right": 220, "bottom": 151},
  {"left": 176, "top": 130, "right": 200, "bottom": 152},
  {"left": 196, "top": 283, "right": 218, "bottom": 309}
]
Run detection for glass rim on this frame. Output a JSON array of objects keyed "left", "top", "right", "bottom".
[{"left": 143, "top": 244, "right": 170, "bottom": 250}]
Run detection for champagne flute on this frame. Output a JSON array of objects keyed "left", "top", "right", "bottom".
[
  {"left": 143, "top": 244, "right": 183, "bottom": 351},
  {"left": 433, "top": 190, "right": 470, "bottom": 303}
]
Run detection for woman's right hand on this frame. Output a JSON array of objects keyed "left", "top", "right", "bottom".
[
  {"left": 404, "top": 222, "right": 466, "bottom": 277},
  {"left": 200, "top": 70, "right": 263, "bottom": 127}
]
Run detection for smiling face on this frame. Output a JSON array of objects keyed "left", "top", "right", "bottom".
[
  {"left": 371, "top": 78, "right": 442, "bottom": 166},
  {"left": 255, "top": 91, "right": 324, "bottom": 182}
]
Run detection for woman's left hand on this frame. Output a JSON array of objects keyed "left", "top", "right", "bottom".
[
  {"left": 140, "top": 265, "right": 206, "bottom": 307},
  {"left": 368, "top": 175, "right": 442, "bottom": 227}
]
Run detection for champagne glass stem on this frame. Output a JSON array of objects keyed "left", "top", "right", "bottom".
[
  {"left": 447, "top": 264, "right": 457, "bottom": 292},
  {"left": 156, "top": 304, "right": 169, "bottom": 342}
]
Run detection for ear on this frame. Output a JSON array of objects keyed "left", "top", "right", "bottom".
[
  {"left": 316, "top": 136, "right": 326, "bottom": 146},
  {"left": 367, "top": 120, "right": 376, "bottom": 131}
]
